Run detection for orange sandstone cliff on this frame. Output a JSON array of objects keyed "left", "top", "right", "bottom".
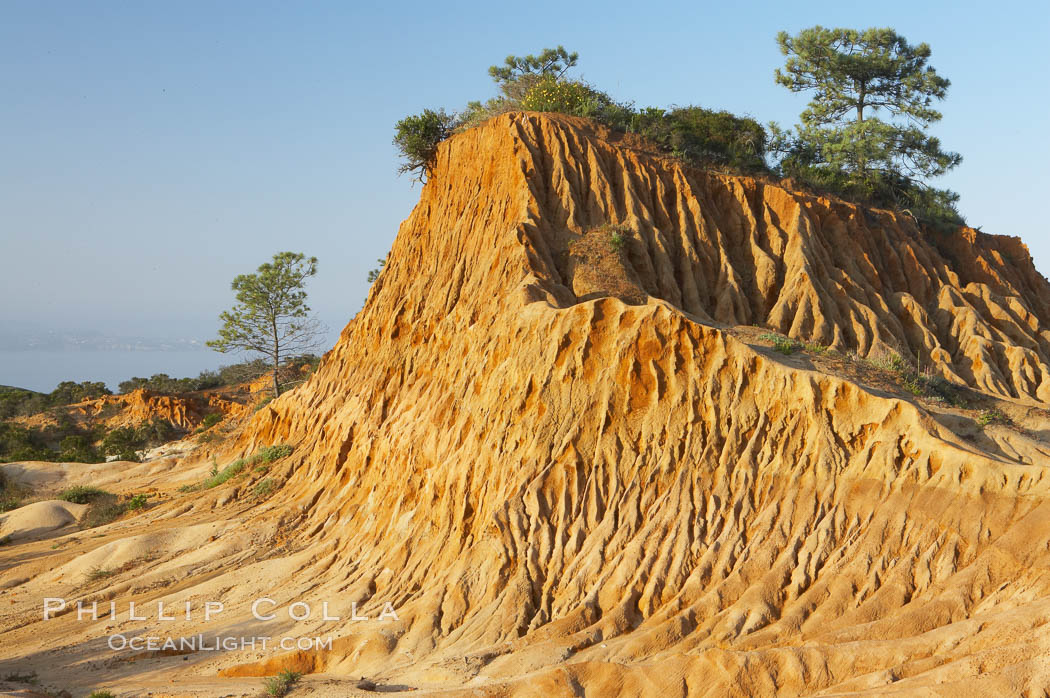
[{"left": 2, "top": 113, "right": 1050, "bottom": 697}]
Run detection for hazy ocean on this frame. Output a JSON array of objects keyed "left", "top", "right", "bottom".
[{"left": 0, "top": 350, "right": 231, "bottom": 393}]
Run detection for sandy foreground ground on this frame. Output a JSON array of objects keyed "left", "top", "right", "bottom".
[{"left": 0, "top": 455, "right": 426, "bottom": 697}]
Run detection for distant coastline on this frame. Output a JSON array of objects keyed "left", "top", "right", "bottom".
[
  {"left": 0, "top": 348, "right": 229, "bottom": 394},
  {"left": 0, "top": 332, "right": 207, "bottom": 353}
]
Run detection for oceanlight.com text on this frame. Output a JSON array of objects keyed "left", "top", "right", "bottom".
[{"left": 107, "top": 634, "right": 333, "bottom": 652}]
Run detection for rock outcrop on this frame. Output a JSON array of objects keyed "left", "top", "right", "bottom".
[{"left": 15, "top": 388, "right": 247, "bottom": 433}]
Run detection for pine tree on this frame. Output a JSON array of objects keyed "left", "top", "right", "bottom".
[
  {"left": 488, "top": 46, "right": 579, "bottom": 99},
  {"left": 774, "top": 27, "right": 961, "bottom": 196},
  {"left": 208, "top": 252, "right": 322, "bottom": 398}
]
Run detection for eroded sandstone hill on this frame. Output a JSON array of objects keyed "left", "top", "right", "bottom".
[
  {"left": 232, "top": 113, "right": 1050, "bottom": 691},
  {"left": 3, "top": 112, "right": 1050, "bottom": 697},
  {"left": 15, "top": 388, "right": 247, "bottom": 433}
]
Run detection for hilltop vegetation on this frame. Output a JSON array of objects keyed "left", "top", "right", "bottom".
[
  {"left": 0, "top": 382, "right": 109, "bottom": 420},
  {"left": 395, "top": 46, "right": 768, "bottom": 182},
  {"left": 770, "top": 27, "right": 963, "bottom": 230},
  {"left": 0, "top": 355, "right": 319, "bottom": 464},
  {"left": 117, "top": 354, "right": 318, "bottom": 395},
  {"left": 395, "top": 31, "right": 963, "bottom": 229}
]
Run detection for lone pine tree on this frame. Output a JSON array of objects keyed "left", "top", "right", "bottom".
[
  {"left": 774, "top": 27, "right": 961, "bottom": 196},
  {"left": 208, "top": 251, "right": 321, "bottom": 398}
]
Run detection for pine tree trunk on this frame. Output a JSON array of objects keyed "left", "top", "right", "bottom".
[
  {"left": 857, "top": 86, "right": 867, "bottom": 176},
  {"left": 272, "top": 319, "right": 281, "bottom": 398}
]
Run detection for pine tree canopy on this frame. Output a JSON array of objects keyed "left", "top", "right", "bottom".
[
  {"left": 774, "top": 26, "right": 961, "bottom": 183},
  {"left": 208, "top": 251, "right": 322, "bottom": 397},
  {"left": 488, "top": 46, "right": 579, "bottom": 88}
]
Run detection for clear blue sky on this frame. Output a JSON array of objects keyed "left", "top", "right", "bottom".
[{"left": 2, "top": 0, "right": 1048, "bottom": 350}]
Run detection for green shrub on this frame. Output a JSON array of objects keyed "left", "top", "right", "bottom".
[
  {"left": 923, "top": 375, "right": 967, "bottom": 407},
  {"left": 404, "top": 47, "right": 772, "bottom": 182},
  {"left": 0, "top": 423, "right": 53, "bottom": 463},
  {"left": 199, "top": 413, "right": 223, "bottom": 430},
  {"left": 865, "top": 352, "right": 909, "bottom": 374},
  {"left": 125, "top": 493, "right": 150, "bottom": 511},
  {"left": 257, "top": 444, "right": 294, "bottom": 463},
  {"left": 0, "top": 470, "right": 26, "bottom": 513},
  {"left": 85, "top": 566, "right": 114, "bottom": 582},
  {"left": 253, "top": 478, "right": 277, "bottom": 498},
  {"left": 117, "top": 357, "right": 312, "bottom": 395},
  {"left": 757, "top": 333, "right": 832, "bottom": 357},
  {"left": 458, "top": 97, "right": 516, "bottom": 131},
  {"left": 263, "top": 669, "right": 302, "bottom": 697},
  {"left": 0, "top": 386, "right": 49, "bottom": 420},
  {"left": 521, "top": 77, "right": 596, "bottom": 115},
  {"left": 117, "top": 377, "right": 149, "bottom": 393},
  {"left": 759, "top": 333, "right": 801, "bottom": 355},
  {"left": 81, "top": 492, "right": 127, "bottom": 528},
  {"left": 98, "top": 418, "right": 180, "bottom": 462},
  {"left": 627, "top": 106, "right": 768, "bottom": 173},
  {"left": 135, "top": 418, "right": 178, "bottom": 445},
  {"left": 100, "top": 427, "right": 142, "bottom": 462},
  {"left": 57, "top": 435, "right": 103, "bottom": 463},
  {"left": 214, "top": 358, "right": 271, "bottom": 386},
  {"left": 254, "top": 396, "right": 274, "bottom": 413},
  {"left": 771, "top": 128, "right": 964, "bottom": 231},
  {"left": 400, "top": 44, "right": 967, "bottom": 232},
  {"left": 202, "top": 459, "right": 247, "bottom": 489},
  {"left": 772, "top": 337, "right": 798, "bottom": 355},
  {"left": 367, "top": 258, "right": 386, "bottom": 283},
  {"left": 396, "top": 46, "right": 774, "bottom": 183},
  {"left": 0, "top": 416, "right": 132, "bottom": 464},
  {"left": 88, "top": 692, "right": 116, "bottom": 698},
  {"left": 47, "top": 381, "right": 111, "bottom": 406},
  {"left": 188, "top": 445, "right": 293, "bottom": 491},
  {"left": 393, "top": 109, "right": 456, "bottom": 182},
  {"left": 977, "top": 409, "right": 1010, "bottom": 427},
  {"left": 59, "top": 486, "right": 110, "bottom": 504},
  {"left": 61, "top": 487, "right": 130, "bottom": 527},
  {"left": 861, "top": 352, "right": 969, "bottom": 406},
  {"left": 119, "top": 373, "right": 198, "bottom": 394}
]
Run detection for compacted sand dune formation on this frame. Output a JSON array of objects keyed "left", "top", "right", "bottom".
[{"left": 2, "top": 113, "right": 1050, "bottom": 697}]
